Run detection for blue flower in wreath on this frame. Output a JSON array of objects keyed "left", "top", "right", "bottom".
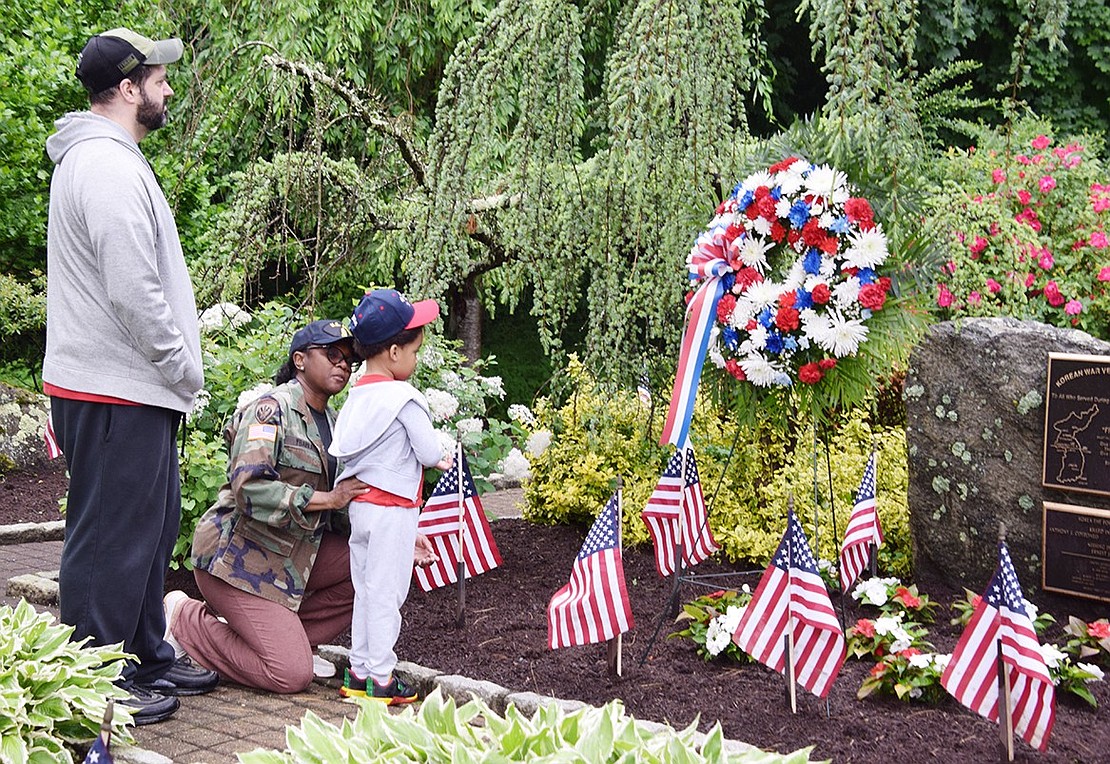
[
  {"left": 738, "top": 189, "right": 755, "bottom": 211},
  {"left": 720, "top": 273, "right": 735, "bottom": 292},
  {"left": 828, "top": 215, "right": 850, "bottom": 233},
  {"left": 794, "top": 289, "right": 814, "bottom": 310},
  {"left": 758, "top": 307, "right": 774, "bottom": 330},
  {"left": 722, "top": 326, "right": 739, "bottom": 350},
  {"left": 770, "top": 186, "right": 782, "bottom": 200},
  {"left": 803, "top": 248, "right": 822, "bottom": 275},
  {"left": 857, "top": 267, "right": 877, "bottom": 284},
  {"left": 788, "top": 200, "right": 810, "bottom": 228},
  {"left": 765, "top": 331, "right": 785, "bottom": 355},
  {"left": 783, "top": 336, "right": 798, "bottom": 351}
]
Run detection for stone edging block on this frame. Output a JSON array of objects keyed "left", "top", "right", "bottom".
[
  {"left": 0, "top": 520, "right": 65, "bottom": 545},
  {"left": 7, "top": 571, "right": 59, "bottom": 605}
]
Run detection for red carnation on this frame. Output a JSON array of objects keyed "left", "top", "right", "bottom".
[
  {"left": 716, "top": 294, "right": 737, "bottom": 323},
  {"left": 779, "top": 291, "right": 796, "bottom": 309},
  {"left": 725, "top": 359, "right": 746, "bottom": 380},
  {"left": 818, "top": 358, "right": 837, "bottom": 370},
  {"left": 798, "top": 363, "right": 823, "bottom": 384},
  {"left": 844, "top": 197, "right": 874, "bottom": 225},
  {"left": 787, "top": 229, "right": 802, "bottom": 248},
  {"left": 879, "top": 276, "right": 893, "bottom": 293},
  {"left": 810, "top": 283, "right": 831, "bottom": 304},
  {"left": 819, "top": 234, "right": 839, "bottom": 254},
  {"left": 724, "top": 222, "right": 745, "bottom": 245},
  {"left": 775, "top": 306, "right": 800, "bottom": 332},
  {"left": 757, "top": 195, "right": 777, "bottom": 220},
  {"left": 858, "top": 283, "right": 887, "bottom": 310},
  {"left": 768, "top": 156, "right": 801, "bottom": 173},
  {"left": 745, "top": 319, "right": 757, "bottom": 331},
  {"left": 802, "top": 218, "right": 825, "bottom": 247},
  {"left": 736, "top": 267, "right": 763, "bottom": 289},
  {"left": 770, "top": 220, "right": 787, "bottom": 242}
]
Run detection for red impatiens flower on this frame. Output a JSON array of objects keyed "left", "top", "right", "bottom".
[
  {"left": 1088, "top": 620, "right": 1110, "bottom": 640},
  {"left": 854, "top": 619, "right": 876, "bottom": 637},
  {"left": 894, "top": 586, "right": 921, "bottom": 609}
]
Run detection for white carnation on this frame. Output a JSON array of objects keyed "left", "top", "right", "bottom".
[
  {"left": 749, "top": 216, "right": 772, "bottom": 237},
  {"left": 425, "top": 389, "right": 459, "bottom": 422},
  {"left": 832, "top": 276, "right": 862, "bottom": 309}
]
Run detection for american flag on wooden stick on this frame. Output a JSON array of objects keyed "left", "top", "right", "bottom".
[
  {"left": 547, "top": 492, "right": 634, "bottom": 649},
  {"left": 941, "top": 542, "right": 1056, "bottom": 752},
  {"left": 732, "top": 510, "right": 846, "bottom": 698},
  {"left": 413, "top": 453, "right": 502, "bottom": 592},
  {"left": 838, "top": 452, "right": 882, "bottom": 591},
  {"left": 642, "top": 447, "right": 719, "bottom": 577}
]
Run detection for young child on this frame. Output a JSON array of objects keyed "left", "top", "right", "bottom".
[{"left": 329, "top": 288, "right": 451, "bottom": 703}]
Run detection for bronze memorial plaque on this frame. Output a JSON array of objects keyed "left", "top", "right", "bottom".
[
  {"left": 1042, "top": 501, "right": 1110, "bottom": 602},
  {"left": 1042, "top": 352, "right": 1110, "bottom": 497}
]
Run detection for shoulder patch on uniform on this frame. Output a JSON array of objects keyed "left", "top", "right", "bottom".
[
  {"left": 247, "top": 423, "right": 278, "bottom": 443},
  {"left": 255, "top": 399, "right": 280, "bottom": 424}
]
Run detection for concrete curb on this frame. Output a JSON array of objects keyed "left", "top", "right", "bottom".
[{"left": 0, "top": 520, "right": 65, "bottom": 545}]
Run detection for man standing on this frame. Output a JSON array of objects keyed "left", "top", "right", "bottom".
[{"left": 44, "top": 27, "right": 218, "bottom": 725}]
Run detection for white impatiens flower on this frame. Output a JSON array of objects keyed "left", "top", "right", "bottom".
[
  {"left": 481, "top": 376, "right": 505, "bottom": 398},
  {"left": 1078, "top": 663, "right": 1105, "bottom": 683},
  {"left": 1038, "top": 643, "right": 1068, "bottom": 670},
  {"left": 735, "top": 235, "right": 775, "bottom": 271},
  {"left": 852, "top": 577, "right": 900, "bottom": 607},
  {"left": 932, "top": 653, "right": 951, "bottom": 671},
  {"left": 526, "top": 430, "right": 553, "bottom": 458},
  {"left": 722, "top": 605, "right": 746, "bottom": 634},
  {"left": 198, "top": 302, "right": 251, "bottom": 332},
  {"left": 237, "top": 382, "right": 273, "bottom": 410},
  {"left": 499, "top": 448, "right": 532, "bottom": 482},
  {"left": 842, "top": 228, "right": 890, "bottom": 270},
  {"left": 507, "top": 404, "right": 535, "bottom": 426},
  {"left": 804, "top": 164, "right": 850, "bottom": 204},
  {"left": 705, "top": 616, "right": 733, "bottom": 657},
  {"left": 907, "top": 652, "right": 934, "bottom": 669},
  {"left": 425, "top": 389, "right": 459, "bottom": 422}
]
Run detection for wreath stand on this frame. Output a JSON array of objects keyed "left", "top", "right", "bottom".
[{"left": 636, "top": 410, "right": 850, "bottom": 667}]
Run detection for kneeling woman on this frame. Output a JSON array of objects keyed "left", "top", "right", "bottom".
[{"left": 166, "top": 320, "right": 368, "bottom": 693}]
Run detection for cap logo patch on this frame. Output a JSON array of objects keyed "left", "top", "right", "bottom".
[{"left": 118, "top": 54, "right": 140, "bottom": 74}]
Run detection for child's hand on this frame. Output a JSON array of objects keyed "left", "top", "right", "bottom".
[
  {"left": 413, "top": 533, "right": 439, "bottom": 568},
  {"left": 435, "top": 455, "right": 454, "bottom": 472}
]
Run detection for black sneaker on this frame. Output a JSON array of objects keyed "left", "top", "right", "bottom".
[
  {"left": 136, "top": 656, "right": 219, "bottom": 697},
  {"left": 119, "top": 685, "right": 180, "bottom": 725},
  {"left": 370, "top": 675, "right": 419, "bottom": 705}
]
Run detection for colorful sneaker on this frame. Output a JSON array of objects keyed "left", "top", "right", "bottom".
[
  {"left": 339, "top": 668, "right": 367, "bottom": 698},
  {"left": 370, "top": 675, "right": 418, "bottom": 705}
]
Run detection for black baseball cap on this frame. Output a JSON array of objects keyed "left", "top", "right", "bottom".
[
  {"left": 349, "top": 289, "right": 440, "bottom": 346},
  {"left": 76, "top": 27, "right": 184, "bottom": 94},
  {"left": 289, "top": 320, "right": 353, "bottom": 359}
]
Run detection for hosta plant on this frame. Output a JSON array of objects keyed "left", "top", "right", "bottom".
[
  {"left": 857, "top": 648, "right": 950, "bottom": 704},
  {"left": 236, "top": 688, "right": 819, "bottom": 763},
  {"left": 0, "top": 600, "right": 133, "bottom": 763},
  {"left": 670, "top": 588, "right": 754, "bottom": 663}
]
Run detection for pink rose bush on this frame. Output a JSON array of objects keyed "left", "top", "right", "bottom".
[{"left": 926, "top": 124, "right": 1110, "bottom": 339}]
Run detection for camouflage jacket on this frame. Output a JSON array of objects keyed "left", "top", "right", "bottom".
[{"left": 191, "top": 380, "right": 349, "bottom": 611}]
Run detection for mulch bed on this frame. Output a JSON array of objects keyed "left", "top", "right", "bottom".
[{"left": 3, "top": 465, "right": 1107, "bottom": 762}]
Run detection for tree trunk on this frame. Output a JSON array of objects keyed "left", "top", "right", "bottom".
[{"left": 451, "top": 275, "right": 482, "bottom": 363}]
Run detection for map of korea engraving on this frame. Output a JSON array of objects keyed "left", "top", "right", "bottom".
[{"left": 1043, "top": 353, "right": 1110, "bottom": 497}]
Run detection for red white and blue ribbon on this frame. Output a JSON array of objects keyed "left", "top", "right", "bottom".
[{"left": 659, "top": 221, "right": 735, "bottom": 448}]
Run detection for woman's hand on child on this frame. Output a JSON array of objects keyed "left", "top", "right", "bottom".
[
  {"left": 307, "top": 476, "right": 369, "bottom": 511},
  {"left": 413, "top": 533, "right": 439, "bottom": 568}
]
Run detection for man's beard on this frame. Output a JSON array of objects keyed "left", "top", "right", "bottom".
[{"left": 137, "top": 91, "right": 168, "bottom": 132}]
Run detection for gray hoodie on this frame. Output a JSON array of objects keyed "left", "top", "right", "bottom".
[{"left": 44, "top": 111, "right": 202, "bottom": 412}]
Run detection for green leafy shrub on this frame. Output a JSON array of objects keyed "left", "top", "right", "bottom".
[
  {"left": 0, "top": 600, "right": 133, "bottom": 762},
  {"left": 236, "top": 688, "right": 818, "bottom": 763},
  {"left": 522, "top": 360, "right": 912, "bottom": 575},
  {"left": 924, "top": 118, "right": 1110, "bottom": 339}
]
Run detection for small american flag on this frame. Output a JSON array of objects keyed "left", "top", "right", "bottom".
[
  {"left": 413, "top": 453, "right": 502, "bottom": 592},
  {"left": 941, "top": 542, "right": 1055, "bottom": 751},
  {"left": 838, "top": 452, "right": 882, "bottom": 591},
  {"left": 732, "top": 510, "right": 846, "bottom": 698},
  {"left": 547, "top": 492, "right": 634, "bottom": 649},
  {"left": 642, "top": 447, "right": 719, "bottom": 577},
  {"left": 637, "top": 370, "right": 652, "bottom": 406},
  {"left": 82, "top": 735, "right": 113, "bottom": 764}
]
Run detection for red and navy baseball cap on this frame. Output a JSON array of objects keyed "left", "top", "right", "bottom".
[
  {"left": 349, "top": 289, "right": 440, "bottom": 346},
  {"left": 76, "top": 28, "right": 184, "bottom": 94}
]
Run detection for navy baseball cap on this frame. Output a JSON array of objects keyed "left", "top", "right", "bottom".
[
  {"left": 350, "top": 289, "right": 440, "bottom": 346},
  {"left": 76, "top": 28, "right": 184, "bottom": 94},
  {"left": 289, "top": 320, "right": 352, "bottom": 358}
]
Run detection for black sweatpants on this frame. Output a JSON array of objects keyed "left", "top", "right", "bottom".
[{"left": 51, "top": 397, "right": 181, "bottom": 684}]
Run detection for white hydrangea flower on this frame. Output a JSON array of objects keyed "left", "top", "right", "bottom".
[
  {"left": 425, "top": 389, "right": 459, "bottom": 422},
  {"left": 435, "top": 429, "right": 456, "bottom": 458},
  {"left": 526, "top": 430, "right": 553, "bottom": 458},
  {"left": 237, "top": 382, "right": 274, "bottom": 410},
  {"left": 456, "top": 417, "right": 484, "bottom": 435},
  {"left": 198, "top": 302, "right": 251, "bottom": 332},
  {"left": 1077, "top": 663, "right": 1105, "bottom": 683},
  {"left": 439, "top": 370, "right": 464, "bottom": 392},
  {"left": 481, "top": 376, "right": 505, "bottom": 398},
  {"left": 508, "top": 404, "right": 535, "bottom": 426},
  {"left": 419, "top": 347, "right": 444, "bottom": 368},
  {"left": 499, "top": 448, "right": 532, "bottom": 482},
  {"left": 187, "top": 389, "right": 211, "bottom": 421}
]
